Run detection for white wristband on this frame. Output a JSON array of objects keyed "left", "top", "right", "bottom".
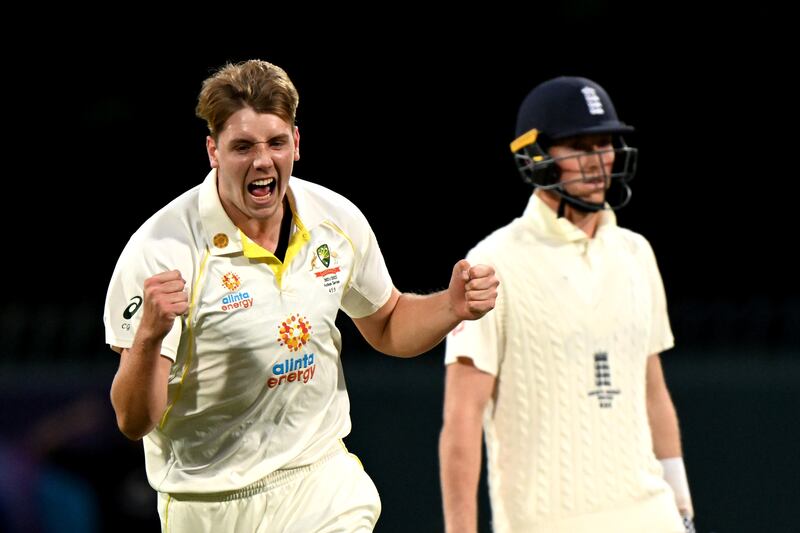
[{"left": 660, "top": 457, "right": 694, "bottom": 519}]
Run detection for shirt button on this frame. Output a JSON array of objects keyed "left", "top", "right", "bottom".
[{"left": 213, "top": 233, "right": 229, "bottom": 248}]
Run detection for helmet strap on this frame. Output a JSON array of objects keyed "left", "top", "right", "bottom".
[
  {"left": 554, "top": 189, "right": 605, "bottom": 215},
  {"left": 557, "top": 196, "right": 567, "bottom": 218}
]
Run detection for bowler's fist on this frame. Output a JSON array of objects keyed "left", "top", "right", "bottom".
[
  {"left": 139, "top": 270, "right": 189, "bottom": 340},
  {"left": 448, "top": 259, "right": 499, "bottom": 320}
]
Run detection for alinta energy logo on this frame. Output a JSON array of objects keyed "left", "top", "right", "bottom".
[
  {"left": 220, "top": 272, "right": 254, "bottom": 312},
  {"left": 277, "top": 314, "right": 312, "bottom": 352},
  {"left": 222, "top": 272, "right": 241, "bottom": 291},
  {"left": 269, "top": 313, "right": 316, "bottom": 389}
]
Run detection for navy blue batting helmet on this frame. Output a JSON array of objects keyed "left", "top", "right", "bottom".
[
  {"left": 514, "top": 76, "right": 634, "bottom": 143},
  {"left": 510, "top": 76, "right": 638, "bottom": 211}
]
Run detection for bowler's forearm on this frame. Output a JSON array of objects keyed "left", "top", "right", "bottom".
[
  {"left": 373, "top": 291, "right": 461, "bottom": 357},
  {"left": 110, "top": 333, "right": 171, "bottom": 440}
]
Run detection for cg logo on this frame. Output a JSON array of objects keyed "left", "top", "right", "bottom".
[{"left": 123, "top": 296, "right": 143, "bottom": 320}]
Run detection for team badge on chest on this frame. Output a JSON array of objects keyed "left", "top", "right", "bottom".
[{"left": 310, "top": 243, "right": 342, "bottom": 293}]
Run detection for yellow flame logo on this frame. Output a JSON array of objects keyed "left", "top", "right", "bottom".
[
  {"left": 222, "top": 272, "right": 241, "bottom": 292},
  {"left": 277, "top": 314, "right": 312, "bottom": 352}
]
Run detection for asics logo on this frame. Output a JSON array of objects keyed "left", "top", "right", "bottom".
[{"left": 122, "top": 296, "right": 143, "bottom": 319}]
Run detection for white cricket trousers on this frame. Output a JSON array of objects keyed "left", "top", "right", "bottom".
[{"left": 157, "top": 447, "right": 381, "bottom": 532}]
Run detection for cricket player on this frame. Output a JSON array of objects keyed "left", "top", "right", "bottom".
[
  {"left": 439, "top": 76, "right": 695, "bottom": 533},
  {"left": 105, "top": 59, "right": 498, "bottom": 533}
]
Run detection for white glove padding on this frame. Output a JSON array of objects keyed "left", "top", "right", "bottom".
[{"left": 660, "top": 457, "right": 694, "bottom": 519}]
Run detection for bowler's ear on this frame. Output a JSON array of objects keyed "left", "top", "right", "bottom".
[
  {"left": 207, "top": 136, "right": 219, "bottom": 168},
  {"left": 293, "top": 126, "right": 300, "bottom": 162}
]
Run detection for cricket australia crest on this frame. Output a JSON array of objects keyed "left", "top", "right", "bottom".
[{"left": 310, "top": 243, "right": 342, "bottom": 293}]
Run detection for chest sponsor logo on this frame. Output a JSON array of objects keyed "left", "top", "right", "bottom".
[
  {"left": 277, "top": 313, "right": 312, "bottom": 351},
  {"left": 220, "top": 272, "right": 254, "bottom": 312},
  {"left": 269, "top": 313, "right": 316, "bottom": 389},
  {"left": 310, "top": 243, "right": 342, "bottom": 293},
  {"left": 221, "top": 272, "right": 241, "bottom": 291},
  {"left": 268, "top": 352, "right": 316, "bottom": 388}
]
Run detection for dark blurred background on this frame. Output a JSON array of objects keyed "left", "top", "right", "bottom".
[{"left": 1, "top": 4, "right": 797, "bottom": 532}]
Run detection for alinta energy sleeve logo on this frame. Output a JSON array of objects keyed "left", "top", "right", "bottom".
[{"left": 269, "top": 313, "right": 316, "bottom": 389}]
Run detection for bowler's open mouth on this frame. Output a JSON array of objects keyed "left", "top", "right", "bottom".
[{"left": 248, "top": 178, "right": 276, "bottom": 197}]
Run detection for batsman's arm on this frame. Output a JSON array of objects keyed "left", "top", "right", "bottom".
[
  {"left": 646, "top": 354, "right": 695, "bottom": 523},
  {"left": 440, "top": 358, "right": 496, "bottom": 533}
]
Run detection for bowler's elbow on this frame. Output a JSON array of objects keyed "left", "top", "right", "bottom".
[
  {"left": 110, "top": 392, "right": 158, "bottom": 441},
  {"left": 360, "top": 335, "right": 429, "bottom": 359},
  {"left": 114, "top": 411, "right": 156, "bottom": 441},
  {"left": 383, "top": 348, "right": 428, "bottom": 358}
]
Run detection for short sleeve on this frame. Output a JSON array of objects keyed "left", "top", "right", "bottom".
[
  {"left": 103, "top": 235, "right": 189, "bottom": 361},
  {"left": 339, "top": 213, "right": 394, "bottom": 319},
  {"left": 640, "top": 238, "right": 674, "bottom": 355}
]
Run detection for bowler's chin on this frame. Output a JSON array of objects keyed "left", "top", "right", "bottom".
[{"left": 248, "top": 204, "right": 280, "bottom": 221}]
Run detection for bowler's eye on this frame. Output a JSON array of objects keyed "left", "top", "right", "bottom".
[{"left": 234, "top": 143, "right": 252, "bottom": 153}]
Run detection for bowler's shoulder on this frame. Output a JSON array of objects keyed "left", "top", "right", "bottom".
[
  {"left": 123, "top": 185, "right": 202, "bottom": 255},
  {"left": 290, "top": 177, "right": 369, "bottom": 227}
]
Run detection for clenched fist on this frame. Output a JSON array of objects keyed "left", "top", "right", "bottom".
[
  {"left": 139, "top": 270, "right": 189, "bottom": 341},
  {"left": 448, "top": 259, "right": 499, "bottom": 321}
]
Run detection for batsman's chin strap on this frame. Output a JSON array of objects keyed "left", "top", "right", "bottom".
[{"left": 555, "top": 190, "right": 605, "bottom": 218}]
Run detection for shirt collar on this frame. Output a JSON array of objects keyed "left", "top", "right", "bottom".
[
  {"left": 284, "top": 177, "right": 324, "bottom": 230},
  {"left": 198, "top": 169, "right": 322, "bottom": 256},
  {"left": 521, "top": 193, "right": 617, "bottom": 243}
]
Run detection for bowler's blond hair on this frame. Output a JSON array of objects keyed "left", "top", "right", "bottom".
[{"left": 196, "top": 60, "right": 299, "bottom": 139}]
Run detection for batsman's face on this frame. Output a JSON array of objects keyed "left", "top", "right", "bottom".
[
  {"left": 549, "top": 134, "right": 614, "bottom": 205},
  {"left": 207, "top": 107, "right": 300, "bottom": 224}
]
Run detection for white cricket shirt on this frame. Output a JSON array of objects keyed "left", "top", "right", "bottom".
[
  {"left": 445, "top": 194, "right": 683, "bottom": 532},
  {"left": 104, "top": 170, "right": 393, "bottom": 493}
]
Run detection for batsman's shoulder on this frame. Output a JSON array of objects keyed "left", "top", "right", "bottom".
[{"left": 614, "top": 226, "right": 657, "bottom": 257}]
